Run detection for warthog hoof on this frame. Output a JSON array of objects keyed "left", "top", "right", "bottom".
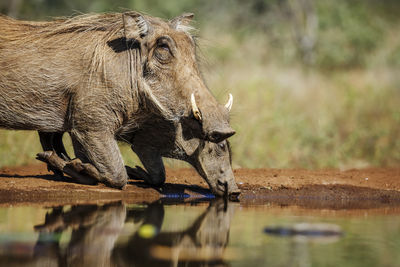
[
  {"left": 36, "top": 151, "right": 66, "bottom": 175},
  {"left": 126, "top": 165, "right": 164, "bottom": 188},
  {"left": 36, "top": 151, "right": 64, "bottom": 177},
  {"left": 64, "top": 159, "right": 99, "bottom": 185},
  {"left": 126, "top": 165, "right": 148, "bottom": 181}
]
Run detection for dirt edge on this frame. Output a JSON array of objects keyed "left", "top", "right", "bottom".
[{"left": 0, "top": 164, "right": 399, "bottom": 209}]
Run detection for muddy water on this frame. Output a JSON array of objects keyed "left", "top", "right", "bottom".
[{"left": 0, "top": 200, "right": 400, "bottom": 266}]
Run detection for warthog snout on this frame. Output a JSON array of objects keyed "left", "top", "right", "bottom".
[{"left": 216, "top": 176, "right": 240, "bottom": 198}]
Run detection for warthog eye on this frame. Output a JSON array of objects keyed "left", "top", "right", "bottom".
[
  {"left": 158, "top": 42, "right": 170, "bottom": 52},
  {"left": 155, "top": 37, "right": 173, "bottom": 62},
  {"left": 218, "top": 142, "right": 226, "bottom": 150},
  {"left": 215, "top": 142, "right": 226, "bottom": 157}
]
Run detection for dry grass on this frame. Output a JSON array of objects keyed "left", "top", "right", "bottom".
[
  {"left": 203, "top": 30, "right": 400, "bottom": 169},
  {"left": 1, "top": 27, "right": 399, "bottom": 169}
]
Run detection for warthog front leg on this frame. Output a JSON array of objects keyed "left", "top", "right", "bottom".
[
  {"left": 128, "top": 145, "right": 165, "bottom": 186},
  {"left": 69, "top": 130, "right": 128, "bottom": 189}
]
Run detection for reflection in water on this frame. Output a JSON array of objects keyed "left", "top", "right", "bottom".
[
  {"left": 34, "top": 202, "right": 126, "bottom": 267},
  {"left": 2, "top": 203, "right": 400, "bottom": 266},
  {"left": 114, "top": 200, "right": 234, "bottom": 267},
  {"left": 264, "top": 223, "right": 343, "bottom": 243},
  {"left": 27, "top": 199, "right": 234, "bottom": 267},
  {"left": 264, "top": 223, "right": 343, "bottom": 267}
]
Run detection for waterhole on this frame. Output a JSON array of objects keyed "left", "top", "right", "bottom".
[{"left": 0, "top": 199, "right": 399, "bottom": 266}]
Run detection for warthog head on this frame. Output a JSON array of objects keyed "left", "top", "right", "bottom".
[
  {"left": 184, "top": 136, "right": 239, "bottom": 197},
  {"left": 126, "top": 115, "right": 240, "bottom": 197},
  {"left": 174, "top": 123, "right": 239, "bottom": 197},
  {"left": 121, "top": 12, "right": 235, "bottom": 142}
]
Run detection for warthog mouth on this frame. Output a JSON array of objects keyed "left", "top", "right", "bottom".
[{"left": 214, "top": 180, "right": 241, "bottom": 200}]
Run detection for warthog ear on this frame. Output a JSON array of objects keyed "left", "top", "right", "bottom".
[
  {"left": 123, "top": 11, "right": 149, "bottom": 39},
  {"left": 170, "top": 13, "right": 194, "bottom": 31}
]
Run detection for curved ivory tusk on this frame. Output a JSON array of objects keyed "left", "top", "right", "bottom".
[
  {"left": 191, "top": 93, "right": 202, "bottom": 121},
  {"left": 225, "top": 93, "right": 233, "bottom": 111}
]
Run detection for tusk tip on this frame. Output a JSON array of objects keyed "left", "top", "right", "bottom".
[
  {"left": 225, "top": 93, "right": 233, "bottom": 111},
  {"left": 191, "top": 93, "right": 202, "bottom": 121}
]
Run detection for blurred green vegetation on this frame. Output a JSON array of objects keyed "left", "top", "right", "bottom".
[{"left": 0, "top": 0, "right": 399, "bottom": 169}]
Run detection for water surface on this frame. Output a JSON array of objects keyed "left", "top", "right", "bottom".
[{"left": 0, "top": 199, "right": 400, "bottom": 266}]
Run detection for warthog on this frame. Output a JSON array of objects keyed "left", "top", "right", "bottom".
[
  {"left": 0, "top": 11, "right": 235, "bottom": 189},
  {"left": 38, "top": 110, "right": 240, "bottom": 197}
]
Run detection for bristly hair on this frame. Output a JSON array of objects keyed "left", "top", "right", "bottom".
[
  {"left": 0, "top": 12, "right": 199, "bottom": 122},
  {"left": 19, "top": 13, "right": 176, "bottom": 119},
  {"left": 175, "top": 23, "right": 196, "bottom": 35}
]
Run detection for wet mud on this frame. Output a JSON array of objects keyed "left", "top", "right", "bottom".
[{"left": 0, "top": 164, "right": 399, "bottom": 210}]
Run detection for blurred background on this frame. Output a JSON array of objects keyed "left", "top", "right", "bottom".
[{"left": 0, "top": 0, "right": 399, "bottom": 170}]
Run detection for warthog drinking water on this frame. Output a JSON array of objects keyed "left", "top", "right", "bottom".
[
  {"left": 126, "top": 114, "right": 240, "bottom": 197},
  {"left": 0, "top": 11, "right": 235, "bottom": 189},
  {"left": 39, "top": 111, "right": 240, "bottom": 197}
]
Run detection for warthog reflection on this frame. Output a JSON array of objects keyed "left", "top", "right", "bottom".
[{"left": 31, "top": 200, "right": 234, "bottom": 267}]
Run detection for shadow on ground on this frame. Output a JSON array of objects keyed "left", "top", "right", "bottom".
[{"left": 129, "top": 180, "right": 213, "bottom": 198}]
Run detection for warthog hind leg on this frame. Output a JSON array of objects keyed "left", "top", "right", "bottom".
[{"left": 38, "top": 132, "right": 71, "bottom": 176}]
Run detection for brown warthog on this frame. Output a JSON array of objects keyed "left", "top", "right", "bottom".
[
  {"left": 0, "top": 11, "right": 235, "bottom": 189},
  {"left": 38, "top": 110, "right": 240, "bottom": 197}
]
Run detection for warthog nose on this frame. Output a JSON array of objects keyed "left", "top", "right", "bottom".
[
  {"left": 208, "top": 129, "right": 235, "bottom": 143},
  {"left": 216, "top": 179, "right": 241, "bottom": 200},
  {"left": 229, "top": 190, "right": 241, "bottom": 201}
]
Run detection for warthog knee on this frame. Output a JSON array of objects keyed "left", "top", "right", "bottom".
[{"left": 102, "top": 170, "right": 128, "bottom": 189}]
